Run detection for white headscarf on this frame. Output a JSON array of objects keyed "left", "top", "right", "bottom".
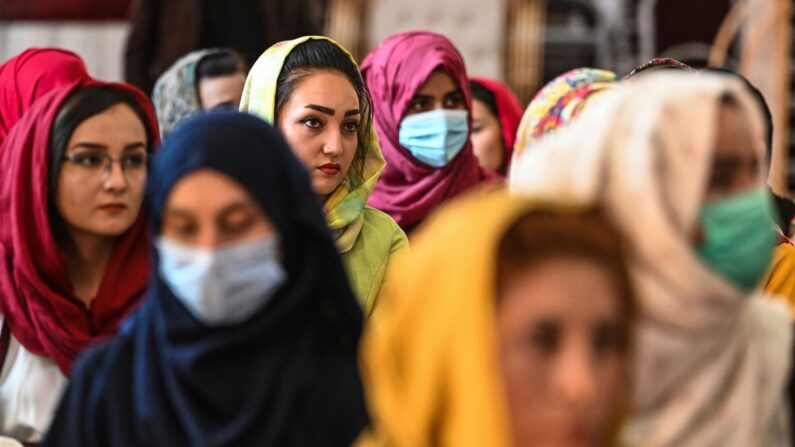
[{"left": 511, "top": 72, "right": 792, "bottom": 446}]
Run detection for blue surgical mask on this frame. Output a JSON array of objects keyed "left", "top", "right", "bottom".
[
  {"left": 696, "top": 186, "right": 778, "bottom": 292},
  {"left": 399, "top": 109, "right": 469, "bottom": 168},
  {"left": 156, "top": 235, "right": 287, "bottom": 326}
]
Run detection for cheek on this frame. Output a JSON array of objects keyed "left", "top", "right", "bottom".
[
  {"left": 55, "top": 170, "right": 94, "bottom": 219},
  {"left": 281, "top": 126, "right": 317, "bottom": 169}
]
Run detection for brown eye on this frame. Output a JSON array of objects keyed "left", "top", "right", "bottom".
[
  {"left": 593, "top": 323, "right": 626, "bottom": 355},
  {"left": 444, "top": 94, "right": 464, "bottom": 109},
  {"left": 220, "top": 209, "right": 256, "bottom": 235},
  {"left": 301, "top": 118, "right": 322, "bottom": 129},
  {"left": 163, "top": 215, "right": 197, "bottom": 238},
  {"left": 528, "top": 321, "right": 559, "bottom": 355}
]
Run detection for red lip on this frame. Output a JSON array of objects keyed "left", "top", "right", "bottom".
[
  {"left": 318, "top": 163, "right": 341, "bottom": 175},
  {"left": 99, "top": 203, "right": 127, "bottom": 213}
]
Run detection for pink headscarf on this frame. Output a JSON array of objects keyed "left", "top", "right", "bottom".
[
  {"left": 0, "top": 48, "right": 90, "bottom": 145},
  {"left": 361, "top": 31, "right": 496, "bottom": 234},
  {"left": 470, "top": 77, "right": 523, "bottom": 175}
]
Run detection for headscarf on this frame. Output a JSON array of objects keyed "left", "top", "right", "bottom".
[
  {"left": 0, "top": 79, "right": 158, "bottom": 375},
  {"left": 469, "top": 77, "right": 523, "bottom": 175},
  {"left": 43, "top": 111, "right": 367, "bottom": 446},
  {"left": 511, "top": 72, "right": 792, "bottom": 446},
  {"left": 510, "top": 68, "right": 618, "bottom": 169},
  {"left": 356, "top": 190, "right": 522, "bottom": 447},
  {"left": 240, "top": 36, "right": 385, "bottom": 252},
  {"left": 0, "top": 48, "right": 89, "bottom": 145},
  {"left": 152, "top": 48, "right": 229, "bottom": 139},
  {"left": 625, "top": 57, "right": 697, "bottom": 80},
  {"left": 361, "top": 30, "right": 496, "bottom": 233}
]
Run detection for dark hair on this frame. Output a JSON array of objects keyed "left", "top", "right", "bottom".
[
  {"left": 49, "top": 86, "right": 153, "bottom": 221},
  {"left": 274, "top": 39, "right": 371, "bottom": 184},
  {"left": 470, "top": 80, "right": 499, "bottom": 118},
  {"left": 196, "top": 49, "right": 247, "bottom": 80},
  {"left": 496, "top": 209, "right": 635, "bottom": 347}
]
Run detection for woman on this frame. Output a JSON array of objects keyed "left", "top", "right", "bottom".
[
  {"left": 0, "top": 79, "right": 157, "bottom": 443},
  {"left": 510, "top": 68, "right": 617, "bottom": 172},
  {"left": 356, "top": 190, "right": 635, "bottom": 446},
  {"left": 0, "top": 48, "right": 89, "bottom": 145},
  {"left": 360, "top": 30, "right": 496, "bottom": 234},
  {"left": 240, "top": 36, "right": 407, "bottom": 314},
  {"left": 153, "top": 48, "right": 248, "bottom": 138},
  {"left": 511, "top": 72, "right": 792, "bottom": 446},
  {"left": 44, "top": 111, "right": 368, "bottom": 446},
  {"left": 469, "top": 77, "right": 523, "bottom": 176}
]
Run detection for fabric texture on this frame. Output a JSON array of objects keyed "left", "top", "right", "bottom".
[
  {"left": 0, "top": 79, "right": 157, "bottom": 375},
  {"left": 765, "top": 242, "right": 795, "bottom": 317},
  {"left": 361, "top": 30, "right": 496, "bottom": 234},
  {"left": 469, "top": 77, "right": 523, "bottom": 175},
  {"left": 356, "top": 189, "right": 546, "bottom": 447},
  {"left": 43, "top": 111, "right": 368, "bottom": 447},
  {"left": 624, "top": 58, "right": 697, "bottom": 80},
  {"left": 510, "top": 68, "right": 617, "bottom": 170},
  {"left": 152, "top": 48, "right": 226, "bottom": 138},
  {"left": 240, "top": 35, "right": 406, "bottom": 312},
  {"left": 0, "top": 48, "right": 89, "bottom": 146},
  {"left": 511, "top": 72, "right": 792, "bottom": 446}
]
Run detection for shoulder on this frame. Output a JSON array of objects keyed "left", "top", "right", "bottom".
[{"left": 362, "top": 207, "right": 408, "bottom": 249}]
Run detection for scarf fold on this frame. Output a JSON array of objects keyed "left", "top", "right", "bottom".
[
  {"left": 511, "top": 72, "right": 792, "bottom": 446},
  {"left": 361, "top": 30, "right": 496, "bottom": 233},
  {"left": 240, "top": 35, "right": 385, "bottom": 253},
  {"left": 0, "top": 48, "right": 89, "bottom": 146},
  {"left": 0, "top": 78, "right": 158, "bottom": 374}
]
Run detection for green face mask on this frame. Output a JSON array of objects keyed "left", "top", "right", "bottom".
[{"left": 696, "top": 186, "right": 778, "bottom": 292}]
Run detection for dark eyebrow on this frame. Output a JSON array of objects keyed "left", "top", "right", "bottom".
[
  {"left": 344, "top": 109, "right": 360, "bottom": 117},
  {"left": 444, "top": 89, "right": 464, "bottom": 98},
  {"left": 124, "top": 142, "right": 147, "bottom": 151},
  {"left": 70, "top": 142, "right": 108, "bottom": 151},
  {"left": 305, "top": 104, "right": 335, "bottom": 116},
  {"left": 411, "top": 94, "right": 434, "bottom": 102}
]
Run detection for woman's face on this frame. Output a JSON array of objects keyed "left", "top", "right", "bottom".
[
  {"left": 471, "top": 98, "right": 505, "bottom": 172},
  {"left": 161, "top": 169, "right": 276, "bottom": 249},
  {"left": 496, "top": 257, "right": 629, "bottom": 447},
  {"left": 198, "top": 72, "right": 247, "bottom": 111},
  {"left": 277, "top": 70, "right": 359, "bottom": 199},
  {"left": 703, "top": 102, "right": 763, "bottom": 203},
  {"left": 55, "top": 103, "right": 148, "bottom": 238},
  {"left": 404, "top": 68, "right": 466, "bottom": 117}
]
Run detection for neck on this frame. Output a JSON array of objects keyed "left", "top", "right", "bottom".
[{"left": 58, "top": 228, "right": 116, "bottom": 307}]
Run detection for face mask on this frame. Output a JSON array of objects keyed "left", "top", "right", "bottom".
[
  {"left": 399, "top": 109, "right": 469, "bottom": 168},
  {"left": 696, "top": 186, "right": 778, "bottom": 292},
  {"left": 156, "top": 235, "right": 287, "bottom": 326}
]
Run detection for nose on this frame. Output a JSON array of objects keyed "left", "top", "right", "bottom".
[
  {"left": 102, "top": 160, "right": 128, "bottom": 193},
  {"left": 322, "top": 129, "right": 344, "bottom": 157},
  {"left": 554, "top": 340, "right": 598, "bottom": 409}
]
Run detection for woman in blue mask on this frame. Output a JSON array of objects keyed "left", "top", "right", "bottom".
[
  {"left": 43, "top": 111, "right": 368, "bottom": 446},
  {"left": 361, "top": 31, "right": 497, "bottom": 234},
  {"left": 511, "top": 72, "right": 792, "bottom": 446}
]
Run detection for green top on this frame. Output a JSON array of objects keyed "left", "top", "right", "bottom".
[{"left": 342, "top": 207, "right": 408, "bottom": 315}]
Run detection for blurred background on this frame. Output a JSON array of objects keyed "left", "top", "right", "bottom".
[{"left": 0, "top": 0, "right": 791, "bottom": 188}]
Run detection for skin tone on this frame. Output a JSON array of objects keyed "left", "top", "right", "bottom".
[
  {"left": 497, "top": 257, "right": 629, "bottom": 447},
  {"left": 471, "top": 98, "right": 505, "bottom": 172},
  {"left": 161, "top": 169, "right": 276, "bottom": 249},
  {"left": 277, "top": 69, "right": 360, "bottom": 200},
  {"left": 55, "top": 103, "right": 148, "bottom": 306},
  {"left": 403, "top": 68, "right": 466, "bottom": 117},
  {"left": 197, "top": 72, "right": 247, "bottom": 111}
]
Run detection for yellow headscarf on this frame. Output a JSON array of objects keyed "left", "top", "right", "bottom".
[
  {"left": 240, "top": 36, "right": 386, "bottom": 252},
  {"left": 358, "top": 188, "right": 601, "bottom": 447}
]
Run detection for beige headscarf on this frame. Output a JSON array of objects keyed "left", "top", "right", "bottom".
[{"left": 511, "top": 72, "right": 793, "bottom": 446}]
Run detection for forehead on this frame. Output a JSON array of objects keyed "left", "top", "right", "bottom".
[
  {"left": 714, "top": 102, "right": 759, "bottom": 158},
  {"left": 416, "top": 69, "right": 460, "bottom": 96},
  {"left": 286, "top": 70, "right": 358, "bottom": 108},
  {"left": 166, "top": 169, "right": 254, "bottom": 210},
  {"left": 69, "top": 103, "right": 146, "bottom": 141}
]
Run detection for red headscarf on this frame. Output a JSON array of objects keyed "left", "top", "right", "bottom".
[
  {"left": 0, "top": 79, "right": 158, "bottom": 374},
  {"left": 361, "top": 31, "right": 496, "bottom": 234},
  {"left": 469, "top": 77, "right": 523, "bottom": 175},
  {"left": 0, "top": 48, "right": 90, "bottom": 145}
]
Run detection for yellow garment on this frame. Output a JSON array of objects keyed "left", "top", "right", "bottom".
[
  {"left": 358, "top": 189, "right": 558, "bottom": 447},
  {"left": 764, "top": 242, "right": 795, "bottom": 317}
]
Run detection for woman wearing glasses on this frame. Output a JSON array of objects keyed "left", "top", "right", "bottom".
[{"left": 0, "top": 80, "right": 157, "bottom": 444}]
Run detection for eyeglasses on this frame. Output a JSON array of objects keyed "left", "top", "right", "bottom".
[{"left": 62, "top": 150, "right": 148, "bottom": 175}]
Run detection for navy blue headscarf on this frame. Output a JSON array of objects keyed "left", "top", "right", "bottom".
[{"left": 44, "top": 111, "right": 368, "bottom": 446}]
